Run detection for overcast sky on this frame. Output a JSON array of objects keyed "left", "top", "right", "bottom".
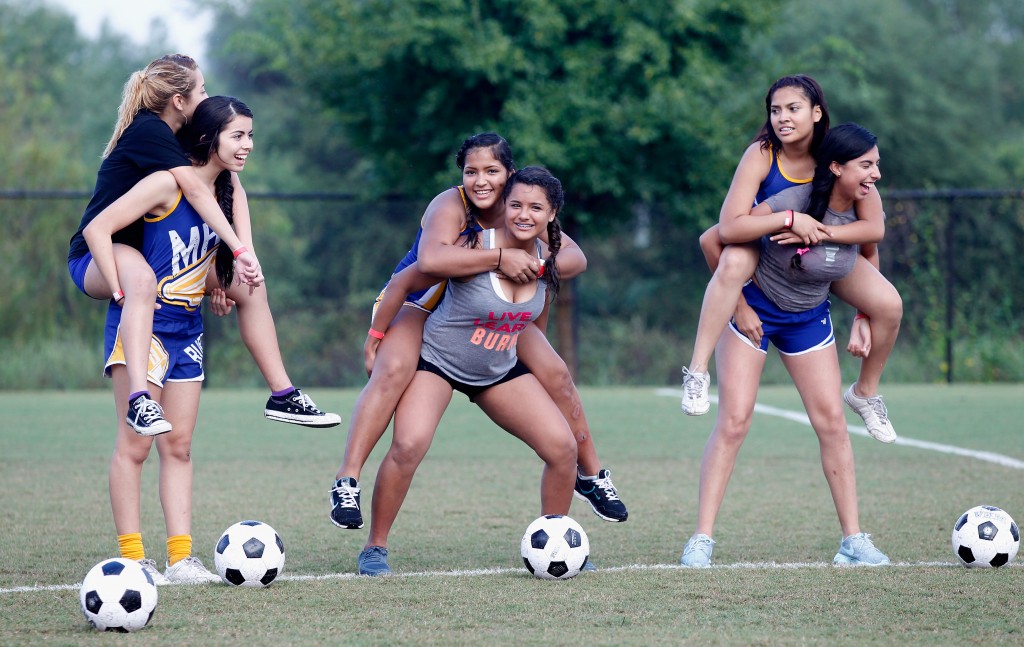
[{"left": 45, "top": 0, "right": 213, "bottom": 62}]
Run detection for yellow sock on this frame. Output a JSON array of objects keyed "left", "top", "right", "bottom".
[
  {"left": 166, "top": 534, "right": 192, "bottom": 566},
  {"left": 117, "top": 533, "right": 145, "bottom": 561}
]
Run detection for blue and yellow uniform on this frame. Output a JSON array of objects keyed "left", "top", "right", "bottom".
[
  {"left": 374, "top": 186, "right": 478, "bottom": 315},
  {"left": 755, "top": 144, "right": 812, "bottom": 205},
  {"left": 104, "top": 191, "right": 219, "bottom": 385}
]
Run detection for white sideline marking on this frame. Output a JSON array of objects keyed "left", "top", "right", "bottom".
[
  {"left": 656, "top": 388, "right": 1024, "bottom": 470},
  {"left": 2, "top": 560, "right": 999, "bottom": 595}
]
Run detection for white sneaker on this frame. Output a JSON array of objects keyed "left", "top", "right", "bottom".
[
  {"left": 681, "top": 368, "right": 711, "bottom": 416},
  {"left": 680, "top": 533, "right": 715, "bottom": 568},
  {"left": 164, "top": 556, "right": 221, "bottom": 584},
  {"left": 843, "top": 384, "right": 897, "bottom": 444},
  {"left": 137, "top": 558, "right": 171, "bottom": 586}
]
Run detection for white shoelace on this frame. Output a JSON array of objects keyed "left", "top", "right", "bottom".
[
  {"left": 593, "top": 475, "right": 620, "bottom": 501},
  {"left": 682, "top": 369, "right": 709, "bottom": 399},
  {"left": 866, "top": 395, "right": 890, "bottom": 423},
  {"left": 289, "top": 391, "right": 323, "bottom": 414},
  {"left": 134, "top": 398, "right": 165, "bottom": 424},
  {"left": 332, "top": 483, "right": 359, "bottom": 508}
]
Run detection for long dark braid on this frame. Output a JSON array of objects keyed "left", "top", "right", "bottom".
[
  {"left": 544, "top": 215, "right": 562, "bottom": 299},
  {"left": 177, "top": 95, "right": 253, "bottom": 287},
  {"left": 212, "top": 170, "right": 235, "bottom": 286}
]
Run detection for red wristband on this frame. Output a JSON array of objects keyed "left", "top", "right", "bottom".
[
  {"left": 368, "top": 328, "right": 385, "bottom": 340},
  {"left": 113, "top": 289, "right": 125, "bottom": 303},
  {"left": 232, "top": 245, "right": 248, "bottom": 259},
  {"left": 854, "top": 313, "right": 869, "bottom": 321}
]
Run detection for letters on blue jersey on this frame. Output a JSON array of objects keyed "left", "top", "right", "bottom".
[{"left": 144, "top": 193, "right": 219, "bottom": 312}]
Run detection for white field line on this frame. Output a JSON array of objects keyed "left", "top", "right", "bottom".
[
  {"left": 3, "top": 560, "right": 1002, "bottom": 595},
  {"left": 655, "top": 388, "right": 1024, "bottom": 470},
  {"left": 7, "top": 390, "right": 1021, "bottom": 596}
]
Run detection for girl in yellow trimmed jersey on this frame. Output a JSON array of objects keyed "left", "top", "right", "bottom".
[{"left": 81, "top": 96, "right": 252, "bottom": 585}]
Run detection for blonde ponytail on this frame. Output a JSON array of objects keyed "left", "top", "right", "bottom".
[{"left": 101, "top": 54, "right": 199, "bottom": 158}]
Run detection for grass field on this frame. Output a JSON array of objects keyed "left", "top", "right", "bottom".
[{"left": 2, "top": 384, "right": 1023, "bottom": 645}]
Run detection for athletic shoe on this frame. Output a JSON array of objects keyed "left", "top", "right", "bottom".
[
  {"left": 581, "top": 558, "right": 597, "bottom": 573},
  {"left": 681, "top": 368, "right": 711, "bottom": 416},
  {"left": 264, "top": 389, "right": 342, "bottom": 428},
  {"left": 574, "top": 469, "right": 628, "bottom": 522},
  {"left": 137, "top": 558, "right": 170, "bottom": 586},
  {"left": 329, "top": 477, "right": 363, "bottom": 529},
  {"left": 833, "top": 532, "right": 890, "bottom": 567},
  {"left": 358, "top": 546, "right": 391, "bottom": 576},
  {"left": 843, "top": 384, "right": 897, "bottom": 444},
  {"left": 164, "top": 556, "right": 222, "bottom": 584},
  {"left": 680, "top": 533, "right": 715, "bottom": 568},
  {"left": 127, "top": 393, "right": 172, "bottom": 436}
]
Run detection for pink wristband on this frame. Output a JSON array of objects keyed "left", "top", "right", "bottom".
[
  {"left": 368, "top": 328, "right": 385, "bottom": 340},
  {"left": 854, "top": 313, "right": 869, "bottom": 321},
  {"left": 232, "top": 246, "right": 248, "bottom": 259},
  {"left": 113, "top": 289, "right": 125, "bottom": 303}
]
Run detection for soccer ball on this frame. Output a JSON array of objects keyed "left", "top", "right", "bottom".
[
  {"left": 952, "top": 505, "right": 1020, "bottom": 568},
  {"left": 79, "top": 558, "right": 158, "bottom": 632},
  {"left": 214, "top": 520, "right": 286, "bottom": 587},
  {"left": 520, "top": 514, "right": 589, "bottom": 580}
]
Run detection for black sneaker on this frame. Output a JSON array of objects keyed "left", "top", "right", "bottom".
[
  {"left": 264, "top": 389, "right": 341, "bottom": 428},
  {"left": 127, "top": 393, "right": 172, "bottom": 436},
  {"left": 574, "top": 468, "right": 628, "bottom": 522},
  {"left": 330, "top": 477, "right": 363, "bottom": 529}
]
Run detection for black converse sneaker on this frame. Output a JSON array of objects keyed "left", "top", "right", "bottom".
[
  {"left": 329, "top": 477, "right": 363, "bottom": 529},
  {"left": 574, "top": 468, "right": 628, "bottom": 522},
  {"left": 127, "top": 393, "right": 172, "bottom": 436},
  {"left": 264, "top": 389, "right": 341, "bottom": 428}
]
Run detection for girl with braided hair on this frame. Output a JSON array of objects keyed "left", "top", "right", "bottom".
[
  {"left": 81, "top": 96, "right": 259, "bottom": 584},
  {"left": 351, "top": 167, "right": 580, "bottom": 576}
]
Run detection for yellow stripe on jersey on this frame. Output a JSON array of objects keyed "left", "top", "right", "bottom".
[
  {"left": 157, "top": 246, "right": 218, "bottom": 311},
  {"left": 144, "top": 191, "right": 184, "bottom": 223}
]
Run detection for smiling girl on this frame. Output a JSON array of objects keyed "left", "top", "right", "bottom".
[{"left": 82, "top": 97, "right": 257, "bottom": 584}]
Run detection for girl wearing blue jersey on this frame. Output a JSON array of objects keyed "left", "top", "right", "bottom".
[
  {"left": 329, "top": 134, "right": 627, "bottom": 531},
  {"left": 679, "top": 124, "right": 891, "bottom": 568},
  {"left": 680, "top": 76, "right": 902, "bottom": 445},
  {"left": 71, "top": 55, "right": 338, "bottom": 434},
  {"left": 83, "top": 96, "right": 262, "bottom": 584},
  {"left": 351, "top": 167, "right": 578, "bottom": 575}
]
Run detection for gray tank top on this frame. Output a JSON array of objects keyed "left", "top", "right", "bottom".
[
  {"left": 758, "top": 183, "right": 861, "bottom": 312},
  {"left": 420, "top": 230, "right": 547, "bottom": 386}
]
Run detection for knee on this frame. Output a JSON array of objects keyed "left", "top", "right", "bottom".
[
  {"left": 547, "top": 433, "right": 578, "bottom": 471},
  {"left": 698, "top": 227, "right": 720, "bottom": 257},
  {"left": 122, "top": 267, "right": 156, "bottom": 297},
  {"left": 867, "top": 287, "right": 903, "bottom": 328},
  {"left": 713, "top": 416, "right": 751, "bottom": 447},
  {"left": 716, "top": 245, "right": 757, "bottom": 282},
  {"left": 160, "top": 438, "right": 193, "bottom": 463},
  {"left": 387, "top": 438, "right": 428, "bottom": 472}
]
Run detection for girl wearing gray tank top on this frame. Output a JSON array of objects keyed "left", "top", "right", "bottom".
[{"left": 351, "top": 167, "right": 581, "bottom": 576}]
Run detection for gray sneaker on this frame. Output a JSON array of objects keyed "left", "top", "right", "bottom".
[
  {"left": 358, "top": 546, "right": 391, "bottom": 576},
  {"left": 833, "top": 532, "right": 890, "bottom": 566},
  {"left": 681, "top": 368, "right": 711, "bottom": 416},
  {"left": 137, "top": 558, "right": 170, "bottom": 586},
  {"left": 164, "top": 556, "right": 222, "bottom": 584},
  {"left": 843, "top": 384, "right": 896, "bottom": 444},
  {"left": 680, "top": 533, "right": 715, "bottom": 568}
]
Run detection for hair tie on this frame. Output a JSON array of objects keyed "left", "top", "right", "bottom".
[{"left": 796, "top": 247, "right": 810, "bottom": 256}]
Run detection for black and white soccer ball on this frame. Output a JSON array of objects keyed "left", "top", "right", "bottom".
[
  {"left": 79, "top": 558, "right": 158, "bottom": 632},
  {"left": 214, "top": 520, "right": 286, "bottom": 587},
  {"left": 952, "top": 505, "right": 1020, "bottom": 568},
  {"left": 520, "top": 514, "right": 589, "bottom": 580}
]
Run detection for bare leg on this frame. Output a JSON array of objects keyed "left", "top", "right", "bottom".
[
  {"left": 476, "top": 375, "right": 578, "bottom": 515},
  {"left": 337, "top": 307, "right": 428, "bottom": 481},
  {"left": 780, "top": 346, "right": 860, "bottom": 537},
  {"left": 686, "top": 242, "right": 760, "bottom": 374},
  {"left": 84, "top": 246, "right": 157, "bottom": 397},
  {"left": 212, "top": 273, "right": 290, "bottom": 391},
  {"left": 830, "top": 257, "right": 902, "bottom": 397},
  {"left": 108, "top": 366, "right": 155, "bottom": 535},
  {"left": 516, "top": 324, "right": 599, "bottom": 475},
  {"left": 154, "top": 380, "right": 202, "bottom": 539},
  {"left": 692, "top": 331, "right": 766, "bottom": 537},
  {"left": 364, "top": 372, "right": 452, "bottom": 549}
]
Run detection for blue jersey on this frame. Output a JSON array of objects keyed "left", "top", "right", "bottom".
[
  {"left": 142, "top": 191, "right": 220, "bottom": 316},
  {"left": 755, "top": 144, "right": 811, "bottom": 205}
]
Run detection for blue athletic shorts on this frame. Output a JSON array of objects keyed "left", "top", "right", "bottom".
[
  {"left": 728, "top": 281, "right": 835, "bottom": 356},
  {"left": 374, "top": 277, "right": 448, "bottom": 316},
  {"left": 103, "top": 306, "right": 205, "bottom": 386},
  {"left": 416, "top": 356, "right": 531, "bottom": 402},
  {"left": 68, "top": 252, "right": 93, "bottom": 296}
]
